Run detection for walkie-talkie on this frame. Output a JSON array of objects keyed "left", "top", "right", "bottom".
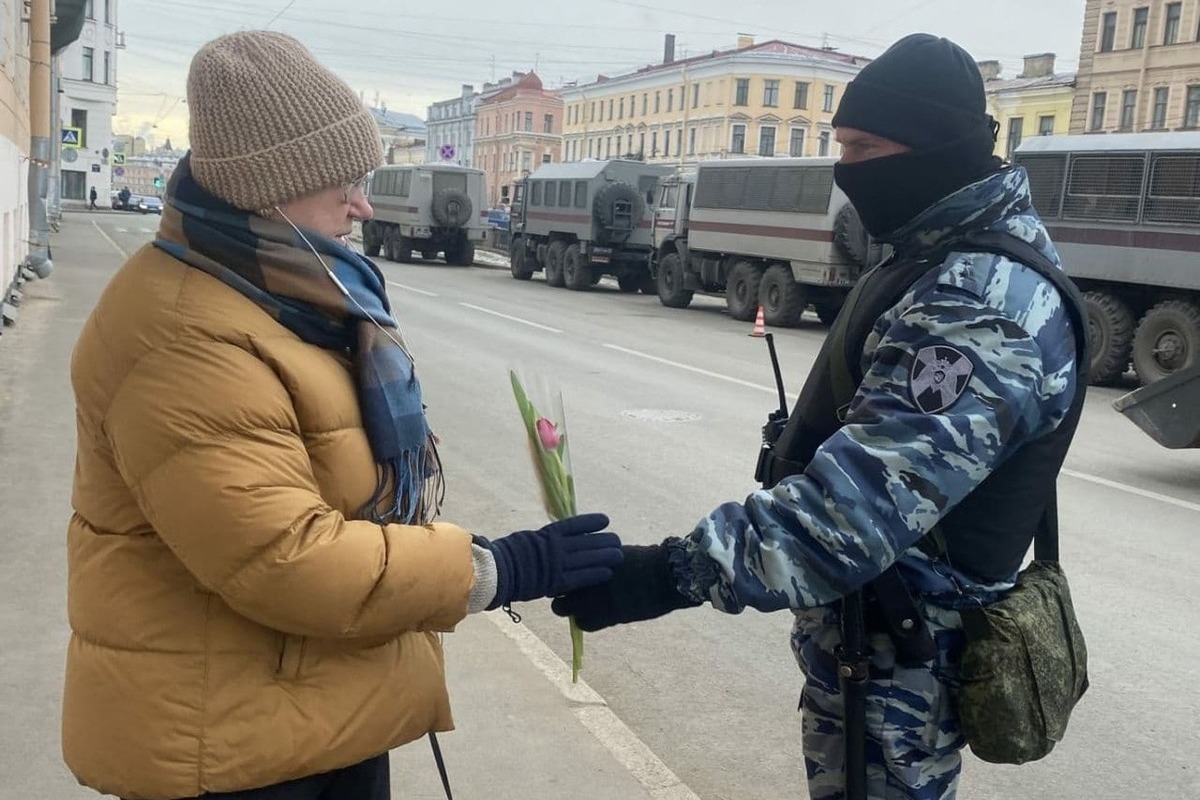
[{"left": 754, "top": 333, "right": 790, "bottom": 488}]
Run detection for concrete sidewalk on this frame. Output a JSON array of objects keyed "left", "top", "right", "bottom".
[{"left": 0, "top": 216, "right": 687, "bottom": 800}]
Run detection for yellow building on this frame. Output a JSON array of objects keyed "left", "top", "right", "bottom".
[
  {"left": 981, "top": 54, "right": 1076, "bottom": 158},
  {"left": 2, "top": 0, "right": 33, "bottom": 310},
  {"left": 560, "top": 35, "right": 869, "bottom": 165}
]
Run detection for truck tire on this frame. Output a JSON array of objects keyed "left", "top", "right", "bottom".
[
  {"left": 593, "top": 182, "right": 644, "bottom": 243},
  {"left": 1083, "top": 290, "right": 1135, "bottom": 385},
  {"left": 833, "top": 203, "right": 882, "bottom": 267},
  {"left": 545, "top": 241, "right": 567, "bottom": 287},
  {"left": 510, "top": 237, "right": 534, "bottom": 280},
  {"left": 1132, "top": 299, "right": 1200, "bottom": 384},
  {"left": 726, "top": 260, "right": 764, "bottom": 322},
  {"left": 759, "top": 264, "right": 806, "bottom": 328},
  {"left": 451, "top": 240, "right": 476, "bottom": 267},
  {"left": 563, "top": 244, "right": 593, "bottom": 290},
  {"left": 656, "top": 252, "right": 693, "bottom": 309},
  {"left": 362, "top": 222, "right": 382, "bottom": 257},
  {"left": 395, "top": 235, "right": 413, "bottom": 264},
  {"left": 431, "top": 188, "right": 473, "bottom": 228}
]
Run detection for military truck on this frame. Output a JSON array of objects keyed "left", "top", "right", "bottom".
[
  {"left": 650, "top": 157, "right": 880, "bottom": 327},
  {"left": 508, "top": 159, "right": 675, "bottom": 291},
  {"left": 362, "top": 164, "right": 487, "bottom": 266},
  {"left": 1014, "top": 132, "right": 1200, "bottom": 386}
]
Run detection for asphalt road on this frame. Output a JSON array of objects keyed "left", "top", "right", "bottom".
[{"left": 5, "top": 213, "right": 1198, "bottom": 800}]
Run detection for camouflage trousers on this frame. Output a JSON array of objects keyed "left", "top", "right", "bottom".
[{"left": 792, "top": 602, "right": 966, "bottom": 800}]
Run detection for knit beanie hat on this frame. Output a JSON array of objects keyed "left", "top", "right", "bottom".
[
  {"left": 832, "top": 33, "right": 996, "bottom": 150},
  {"left": 186, "top": 31, "right": 383, "bottom": 211}
]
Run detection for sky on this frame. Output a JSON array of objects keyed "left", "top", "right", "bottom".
[{"left": 113, "top": 0, "right": 1089, "bottom": 149}]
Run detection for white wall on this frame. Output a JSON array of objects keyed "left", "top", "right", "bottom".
[{"left": 0, "top": 134, "right": 30, "bottom": 301}]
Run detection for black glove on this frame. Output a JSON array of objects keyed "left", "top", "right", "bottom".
[
  {"left": 551, "top": 540, "right": 702, "bottom": 631},
  {"left": 477, "top": 513, "right": 623, "bottom": 611}
]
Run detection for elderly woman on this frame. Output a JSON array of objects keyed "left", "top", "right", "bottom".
[{"left": 62, "top": 31, "right": 622, "bottom": 800}]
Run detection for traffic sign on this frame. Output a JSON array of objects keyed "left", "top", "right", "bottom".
[
  {"left": 439, "top": 144, "right": 456, "bottom": 161},
  {"left": 61, "top": 127, "right": 82, "bottom": 147},
  {"left": 113, "top": 166, "right": 125, "bottom": 177},
  {"left": 111, "top": 152, "right": 126, "bottom": 166}
]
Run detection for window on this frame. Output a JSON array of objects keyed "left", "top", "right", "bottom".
[
  {"left": 1063, "top": 154, "right": 1145, "bottom": 221},
  {"left": 692, "top": 83, "right": 699, "bottom": 108},
  {"left": 84, "top": 0, "right": 93, "bottom": 18},
  {"left": 1152, "top": 87, "right": 1169, "bottom": 129},
  {"left": 654, "top": 92, "right": 661, "bottom": 113},
  {"left": 608, "top": 98, "right": 614, "bottom": 119},
  {"left": 1120, "top": 90, "right": 1137, "bottom": 130},
  {"left": 638, "top": 132, "right": 645, "bottom": 156},
  {"left": 590, "top": 102, "right": 595, "bottom": 122},
  {"left": 1144, "top": 153, "right": 1200, "bottom": 225},
  {"left": 104, "top": 0, "right": 111, "bottom": 23},
  {"left": 789, "top": 127, "right": 806, "bottom": 156},
  {"left": 62, "top": 170, "right": 86, "bottom": 200},
  {"left": 651, "top": 131, "right": 658, "bottom": 156},
  {"left": 542, "top": 153, "right": 552, "bottom": 163},
  {"left": 663, "top": 130, "right": 670, "bottom": 157},
  {"left": 618, "top": 98, "right": 624, "bottom": 120},
  {"left": 1038, "top": 115, "right": 1055, "bottom": 136},
  {"left": 1090, "top": 92, "right": 1107, "bottom": 131},
  {"left": 1187, "top": 85, "right": 1200, "bottom": 128},
  {"left": 758, "top": 126, "right": 776, "bottom": 156},
  {"left": 763, "top": 79, "right": 780, "bottom": 107},
  {"left": 734, "top": 78, "right": 749, "bottom": 106},
  {"left": 823, "top": 85, "right": 836, "bottom": 113},
  {"left": 521, "top": 151, "right": 532, "bottom": 172},
  {"left": 642, "top": 93, "right": 648, "bottom": 115},
  {"left": 688, "top": 126, "right": 696, "bottom": 155},
  {"left": 588, "top": 139, "right": 594, "bottom": 158},
  {"left": 605, "top": 137, "right": 612, "bottom": 158},
  {"left": 626, "top": 134, "right": 633, "bottom": 155},
  {"left": 692, "top": 165, "right": 835, "bottom": 214},
  {"left": 71, "top": 108, "right": 87, "bottom": 147},
  {"left": 818, "top": 130, "right": 830, "bottom": 156},
  {"left": 630, "top": 95, "right": 636, "bottom": 118},
  {"left": 676, "top": 129, "right": 682, "bottom": 157},
  {"left": 544, "top": 113, "right": 554, "bottom": 133},
  {"left": 1006, "top": 117, "right": 1024, "bottom": 157},
  {"left": 1100, "top": 11, "right": 1117, "bottom": 51},
  {"left": 82, "top": 47, "right": 94, "bottom": 81},
  {"left": 104, "top": 51, "right": 111, "bottom": 85},
  {"left": 521, "top": 111, "right": 531, "bottom": 132},
  {"left": 1164, "top": 2, "right": 1182, "bottom": 44},
  {"left": 1131, "top": 6, "right": 1148, "bottom": 48},
  {"left": 530, "top": 182, "right": 543, "bottom": 206},
  {"left": 731, "top": 124, "right": 746, "bottom": 154},
  {"left": 667, "top": 89, "right": 673, "bottom": 112},
  {"left": 794, "top": 81, "right": 809, "bottom": 109},
  {"left": 559, "top": 181, "right": 572, "bottom": 207},
  {"left": 574, "top": 181, "right": 587, "bottom": 208}
]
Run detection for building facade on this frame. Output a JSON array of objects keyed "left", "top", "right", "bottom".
[
  {"left": 57, "top": 0, "right": 119, "bottom": 207},
  {"left": 473, "top": 72, "right": 562, "bottom": 206},
  {"left": 426, "top": 84, "right": 482, "bottom": 167},
  {"left": 370, "top": 107, "right": 427, "bottom": 166},
  {"left": 559, "top": 36, "right": 868, "bottom": 167},
  {"left": 1071, "top": 0, "right": 1200, "bottom": 133},
  {"left": 2, "top": 0, "right": 32, "bottom": 307},
  {"left": 981, "top": 54, "right": 1076, "bottom": 157}
]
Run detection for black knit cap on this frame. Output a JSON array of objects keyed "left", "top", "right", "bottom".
[{"left": 832, "top": 33, "right": 995, "bottom": 149}]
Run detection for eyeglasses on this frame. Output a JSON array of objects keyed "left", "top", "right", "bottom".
[{"left": 343, "top": 174, "right": 369, "bottom": 203}]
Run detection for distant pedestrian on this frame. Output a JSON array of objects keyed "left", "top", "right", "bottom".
[
  {"left": 63, "top": 30, "right": 623, "bottom": 800},
  {"left": 88, "top": 186, "right": 97, "bottom": 211}
]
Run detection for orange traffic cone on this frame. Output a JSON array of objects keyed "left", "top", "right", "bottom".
[{"left": 749, "top": 304, "right": 766, "bottom": 338}]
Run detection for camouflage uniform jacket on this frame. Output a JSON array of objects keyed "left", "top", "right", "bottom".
[{"left": 670, "top": 165, "right": 1080, "bottom": 612}]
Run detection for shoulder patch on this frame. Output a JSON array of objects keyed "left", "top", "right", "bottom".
[{"left": 909, "top": 345, "right": 974, "bottom": 413}]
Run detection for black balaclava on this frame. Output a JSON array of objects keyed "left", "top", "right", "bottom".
[{"left": 831, "top": 33, "right": 1002, "bottom": 241}]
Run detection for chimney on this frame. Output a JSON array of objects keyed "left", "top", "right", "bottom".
[
  {"left": 663, "top": 33, "right": 676, "bottom": 65},
  {"left": 976, "top": 60, "right": 1002, "bottom": 81},
  {"left": 737, "top": 33, "right": 755, "bottom": 49},
  {"left": 462, "top": 84, "right": 474, "bottom": 97},
  {"left": 1019, "top": 53, "right": 1056, "bottom": 79}
]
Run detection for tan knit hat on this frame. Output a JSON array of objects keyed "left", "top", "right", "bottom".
[{"left": 186, "top": 31, "right": 383, "bottom": 211}]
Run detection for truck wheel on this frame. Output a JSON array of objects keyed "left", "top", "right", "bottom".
[
  {"left": 814, "top": 299, "right": 842, "bottom": 326},
  {"left": 362, "top": 222, "right": 382, "bottom": 257},
  {"left": 593, "top": 182, "right": 644, "bottom": 244},
  {"left": 656, "top": 252, "right": 693, "bottom": 308},
  {"left": 431, "top": 188, "right": 473, "bottom": 228},
  {"left": 1132, "top": 299, "right": 1200, "bottom": 384},
  {"left": 510, "top": 238, "right": 534, "bottom": 280},
  {"left": 563, "top": 244, "right": 593, "bottom": 290},
  {"left": 452, "top": 240, "right": 476, "bottom": 267},
  {"left": 395, "top": 235, "right": 414, "bottom": 264},
  {"left": 1082, "top": 290, "right": 1135, "bottom": 385},
  {"left": 759, "top": 264, "right": 806, "bottom": 328},
  {"left": 726, "top": 260, "right": 765, "bottom": 322},
  {"left": 545, "top": 241, "right": 567, "bottom": 287}
]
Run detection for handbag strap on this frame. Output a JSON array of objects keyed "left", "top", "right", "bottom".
[{"left": 429, "top": 732, "right": 454, "bottom": 800}]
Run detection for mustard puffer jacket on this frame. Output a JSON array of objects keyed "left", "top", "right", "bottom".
[{"left": 63, "top": 244, "right": 476, "bottom": 800}]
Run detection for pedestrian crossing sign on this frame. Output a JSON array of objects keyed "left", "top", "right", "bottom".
[
  {"left": 111, "top": 152, "right": 126, "bottom": 166},
  {"left": 61, "top": 127, "right": 82, "bottom": 147}
]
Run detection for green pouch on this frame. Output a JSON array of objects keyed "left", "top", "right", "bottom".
[{"left": 957, "top": 560, "right": 1089, "bottom": 764}]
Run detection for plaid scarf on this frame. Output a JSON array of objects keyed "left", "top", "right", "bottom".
[{"left": 154, "top": 154, "right": 443, "bottom": 524}]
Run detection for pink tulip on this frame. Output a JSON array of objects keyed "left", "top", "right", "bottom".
[{"left": 535, "top": 417, "right": 561, "bottom": 450}]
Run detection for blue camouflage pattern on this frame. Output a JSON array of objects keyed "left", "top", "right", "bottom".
[{"left": 672, "top": 166, "right": 1079, "bottom": 799}]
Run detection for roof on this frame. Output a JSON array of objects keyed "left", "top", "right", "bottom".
[
  {"left": 369, "top": 108, "right": 427, "bottom": 134},
  {"left": 527, "top": 159, "right": 675, "bottom": 181},
  {"left": 1015, "top": 131, "right": 1200, "bottom": 154},
  {"left": 985, "top": 73, "right": 1076, "bottom": 94}
]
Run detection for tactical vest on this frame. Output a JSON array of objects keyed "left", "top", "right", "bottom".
[{"left": 760, "top": 231, "right": 1090, "bottom": 584}]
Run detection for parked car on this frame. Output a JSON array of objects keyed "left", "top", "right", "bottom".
[{"left": 136, "top": 196, "right": 164, "bottom": 215}]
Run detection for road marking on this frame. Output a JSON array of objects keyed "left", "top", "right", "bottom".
[
  {"left": 604, "top": 343, "right": 794, "bottom": 400},
  {"left": 385, "top": 280, "right": 438, "bottom": 298},
  {"left": 459, "top": 302, "right": 562, "bottom": 333},
  {"left": 488, "top": 615, "right": 702, "bottom": 800},
  {"left": 92, "top": 220, "right": 127, "bottom": 258},
  {"left": 1062, "top": 468, "right": 1200, "bottom": 513}
]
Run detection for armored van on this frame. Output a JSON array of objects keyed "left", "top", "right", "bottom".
[
  {"left": 508, "top": 160, "right": 675, "bottom": 291},
  {"left": 651, "top": 157, "right": 879, "bottom": 327},
  {"left": 362, "top": 164, "right": 487, "bottom": 266}
]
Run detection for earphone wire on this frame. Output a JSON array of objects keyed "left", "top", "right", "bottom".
[{"left": 273, "top": 206, "right": 416, "bottom": 364}]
